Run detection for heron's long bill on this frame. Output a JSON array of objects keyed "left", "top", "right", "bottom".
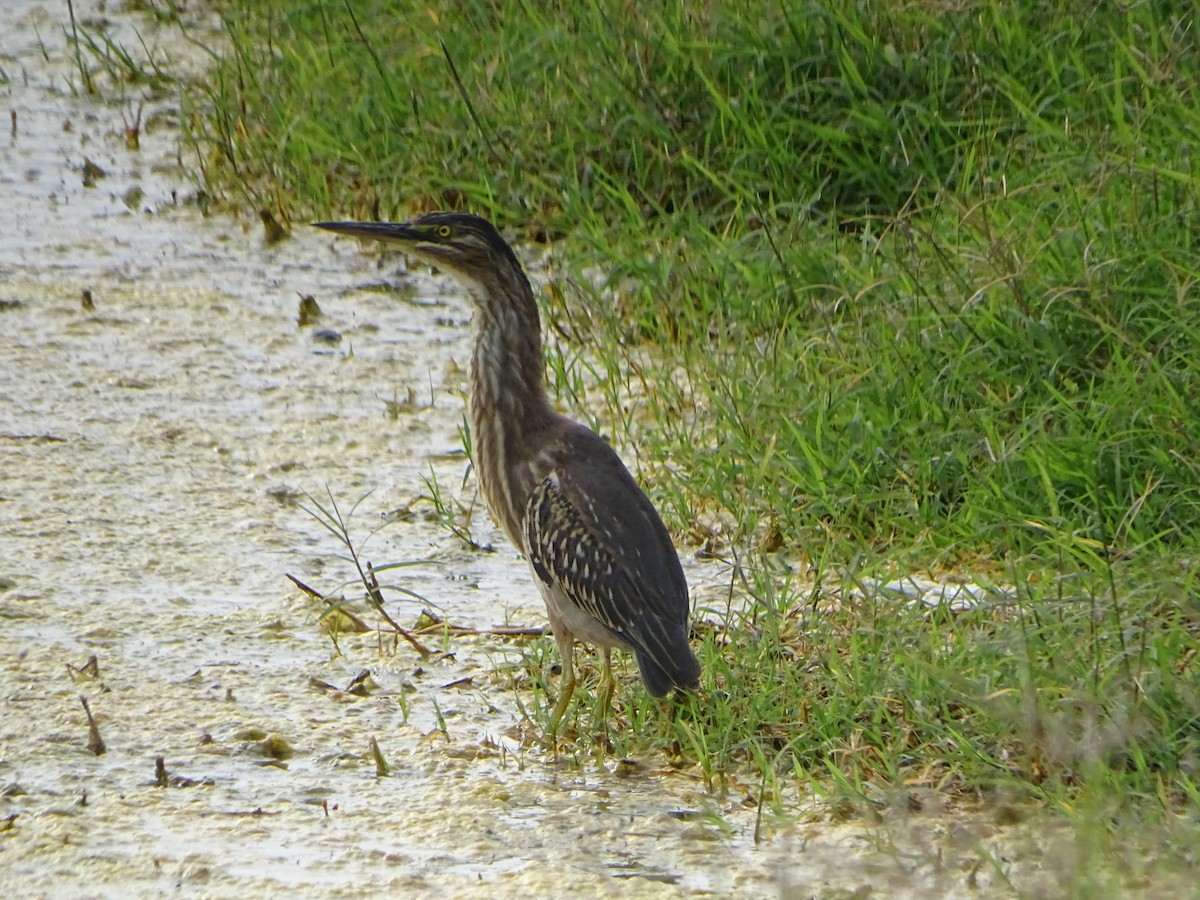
[{"left": 312, "top": 221, "right": 424, "bottom": 244}]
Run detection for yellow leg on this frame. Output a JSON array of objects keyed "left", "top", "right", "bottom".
[
  {"left": 546, "top": 638, "right": 575, "bottom": 740},
  {"left": 594, "top": 648, "right": 615, "bottom": 723}
]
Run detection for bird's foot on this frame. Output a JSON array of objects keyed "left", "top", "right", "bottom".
[{"left": 541, "top": 676, "right": 576, "bottom": 749}]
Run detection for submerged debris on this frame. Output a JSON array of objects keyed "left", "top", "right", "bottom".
[
  {"left": 150, "top": 756, "right": 214, "bottom": 789},
  {"left": 66, "top": 653, "right": 100, "bottom": 681},
  {"left": 345, "top": 668, "right": 378, "bottom": 696},
  {"left": 259, "top": 209, "right": 288, "bottom": 244},
  {"left": 297, "top": 293, "right": 321, "bottom": 326},
  {"left": 79, "top": 695, "right": 106, "bottom": 756},
  {"left": 81, "top": 157, "right": 106, "bottom": 187},
  {"left": 310, "top": 327, "right": 342, "bottom": 346},
  {"left": 858, "top": 575, "right": 1014, "bottom": 612},
  {"left": 258, "top": 733, "right": 294, "bottom": 760},
  {"left": 368, "top": 736, "right": 391, "bottom": 777}
]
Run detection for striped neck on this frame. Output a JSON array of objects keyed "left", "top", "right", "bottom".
[{"left": 464, "top": 273, "right": 553, "bottom": 545}]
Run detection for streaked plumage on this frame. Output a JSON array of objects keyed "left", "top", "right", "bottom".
[{"left": 314, "top": 212, "right": 700, "bottom": 729}]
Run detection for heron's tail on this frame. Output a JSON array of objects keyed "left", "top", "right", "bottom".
[{"left": 630, "top": 619, "right": 701, "bottom": 697}]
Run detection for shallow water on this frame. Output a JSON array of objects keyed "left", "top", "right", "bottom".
[{"left": 2, "top": 3, "right": 1179, "bottom": 898}]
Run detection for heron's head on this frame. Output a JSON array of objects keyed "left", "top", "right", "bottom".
[{"left": 314, "top": 211, "right": 520, "bottom": 296}]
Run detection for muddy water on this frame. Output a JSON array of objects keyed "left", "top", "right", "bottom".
[{"left": 0, "top": 3, "right": 1126, "bottom": 898}]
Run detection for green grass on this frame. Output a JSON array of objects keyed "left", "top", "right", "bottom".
[
  {"left": 177, "top": 0, "right": 1200, "bottom": 876},
  {"left": 64, "top": 0, "right": 178, "bottom": 97}
]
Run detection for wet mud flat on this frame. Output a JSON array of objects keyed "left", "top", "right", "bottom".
[{"left": 0, "top": 2, "right": 1176, "bottom": 897}]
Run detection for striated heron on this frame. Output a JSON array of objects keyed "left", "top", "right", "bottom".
[{"left": 314, "top": 212, "right": 701, "bottom": 734}]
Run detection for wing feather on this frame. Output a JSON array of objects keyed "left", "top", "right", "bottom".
[{"left": 522, "top": 425, "right": 695, "bottom": 693}]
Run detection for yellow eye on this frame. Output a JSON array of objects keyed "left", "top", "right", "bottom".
[{"left": 436, "top": 225, "right": 452, "bottom": 238}]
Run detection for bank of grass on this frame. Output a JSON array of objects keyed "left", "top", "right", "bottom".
[{"left": 184, "top": 0, "right": 1198, "bottom": 857}]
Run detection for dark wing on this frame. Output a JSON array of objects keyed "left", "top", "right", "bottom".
[{"left": 523, "top": 426, "right": 699, "bottom": 694}]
